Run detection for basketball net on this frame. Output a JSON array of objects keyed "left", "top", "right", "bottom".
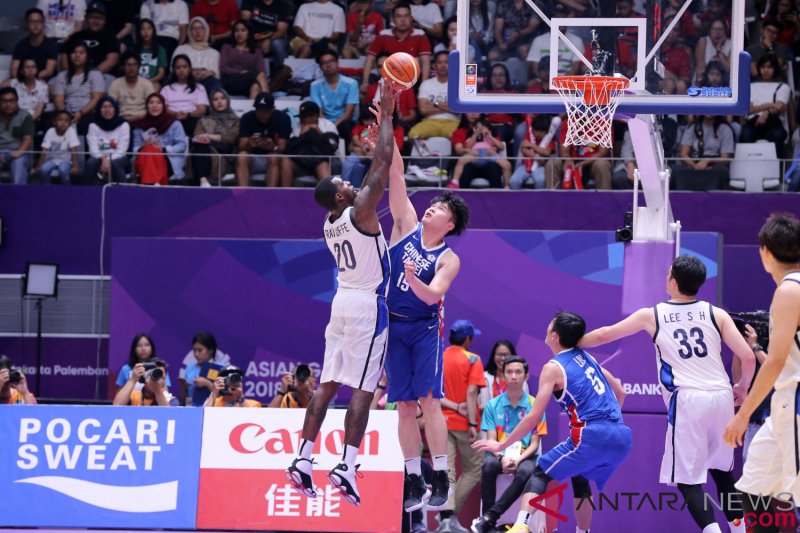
[{"left": 552, "top": 75, "right": 629, "bottom": 149}]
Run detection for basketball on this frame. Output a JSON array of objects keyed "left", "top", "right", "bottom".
[{"left": 382, "top": 52, "right": 420, "bottom": 90}]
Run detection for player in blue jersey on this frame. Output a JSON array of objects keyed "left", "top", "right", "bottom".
[
  {"left": 473, "top": 312, "right": 632, "bottom": 533},
  {"left": 379, "top": 107, "right": 471, "bottom": 514},
  {"left": 285, "top": 82, "right": 399, "bottom": 506}
]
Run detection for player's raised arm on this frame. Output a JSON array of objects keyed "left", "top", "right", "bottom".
[
  {"left": 472, "top": 363, "right": 559, "bottom": 454},
  {"left": 353, "top": 80, "right": 399, "bottom": 234},
  {"left": 388, "top": 136, "right": 418, "bottom": 242},
  {"left": 578, "top": 307, "right": 655, "bottom": 348},
  {"left": 713, "top": 307, "right": 756, "bottom": 403}
]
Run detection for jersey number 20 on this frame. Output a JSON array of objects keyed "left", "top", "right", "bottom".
[
  {"left": 673, "top": 327, "right": 708, "bottom": 359},
  {"left": 334, "top": 241, "right": 357, "bottom": 272}
]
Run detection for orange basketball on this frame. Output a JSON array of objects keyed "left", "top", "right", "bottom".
[{"left": 382, "top": 52, "right": 420, "bottom": 90}]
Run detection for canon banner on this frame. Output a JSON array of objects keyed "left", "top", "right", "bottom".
[
  {"left": 197, "top": 408, "right": 404, "bottom": 532},
  {"left": 0, "top": 405, "right": 202, "bottom": 529}
]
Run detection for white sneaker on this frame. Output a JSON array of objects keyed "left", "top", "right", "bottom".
[{"left": 436, "top": 517, "right": 468, "bottom": 533}]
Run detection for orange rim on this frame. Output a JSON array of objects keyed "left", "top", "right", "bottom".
[{"left": 552, "top": 75, "right": 630, "bottom": 105}]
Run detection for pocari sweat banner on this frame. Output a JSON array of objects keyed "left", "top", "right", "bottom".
[{"left": 0, "top": 405, "right": 202, "bottom": 528}]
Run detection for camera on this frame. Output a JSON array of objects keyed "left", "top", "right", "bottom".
[
  {"left": 730, "top": 310, "right": 770, "bottom": 346},
  {"left": 615, "top": 211, "right": 634, "bottom": 243},
  {"left": 218, "top": 365, "right": 244, "bottom": 396},
  {"left": 138, "top": 362, "right": 164, "bottom": 384},
  {"left": 288, "top": 364, "right": 312, "bottom": 392},
  {"left": 8, "top": 369, "right": 22, "bottom": 384}
]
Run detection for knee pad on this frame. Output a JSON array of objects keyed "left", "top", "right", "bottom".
[
  {"left": 571, "top": 476, "right": 592, "bottom": 499},
  {"left": 524, "top": 465, "right": 552, "bottom": 495}
]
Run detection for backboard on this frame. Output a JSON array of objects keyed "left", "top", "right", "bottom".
[{"left": 449, "top": 0, "right": 749, "bottom": 115}]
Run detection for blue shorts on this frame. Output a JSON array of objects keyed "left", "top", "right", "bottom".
[
  {"left": 384, "top": 316, "right": 444, "bottom": 402},
  {"left": 539, "top": 421, "right": 633, "bottom": 490}
]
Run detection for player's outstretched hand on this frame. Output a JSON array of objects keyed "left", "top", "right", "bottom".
[
  {"left": 472, "top": 439, "right": 502, "bottom": 453},
  {"left": 723, "top": 412, "right": 748, "bottom": 448}
]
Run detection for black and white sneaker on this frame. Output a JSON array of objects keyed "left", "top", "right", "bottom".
[
  {"left": 427, "top": 469, "right": 451, "bottom": 509},
  {"left": 285, "top": 457, "right": 317, "bottom": 498},
  {"left": 328, "top": 462, "right": 362, "bottom": 506},
  {"left": 404, "top": 473, "right": 431, "bottom": 512}
]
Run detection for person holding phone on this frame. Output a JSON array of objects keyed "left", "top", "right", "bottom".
[{"left": 236, "top": 92, "right": 291, "bottom": 186}]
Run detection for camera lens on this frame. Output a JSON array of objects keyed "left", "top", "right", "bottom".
[
  {"left": 148, "top": 367, "right": 164, "bottom": 381},
  {"left": 8, "top": 370, "right": 21, "bottom": 384}
]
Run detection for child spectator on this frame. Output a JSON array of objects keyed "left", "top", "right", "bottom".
[
  {"left": 172, "top": 17, "right": 223, "bottom": 95},
  {"left": 133, "top": 93, "right": 188, "bottom": 183},
  {"left": 109, "top": 51, "right": 155, "bottom": 122},
  {"left": 290, "top": 0, "right": 347, "bottom": 59},
  {"left": 0, "top": 87, "right": 34, "bottom": 185},
  {"left": 160, "top": 54, "right": 210, "bottom": 135},
  {"left": 219, "top": 20, "right": 269, "bottom": 98},
  {"left": 52, "top": 41, "right": 105, "bottom": 135},
  {"left": 2, "top": 59, "right": 49, "bottom": 123},
  {"left": 191, "top": 0, "right": 240, "bottom": 45},
  {"left": 190, "top": 88, "right": 240, "bottom": 186},
  {"left": 34, "top": 110, "right": 79, "bottom": 184},
  {"left": 86, "top": 96, "right": 131, "bottom": 183},
  {"left": 37, "top": 0, "right": 86, "bottom": 42},
  {"left": 11, "top": 8, "right": 59, "bottom": 80},
  {"left": 342, "top": 0, "right": 384, "bottom": 59},
  {"left": 448, "top": 116, "right": 512, "bottom": 189},
  {"left": 240, "top": 0, "right": 292, "bottom": 73},
  {"left": 140, "top": 0, "right": 190, "bottom": 57},
  {"left": 136, "top": 19, "right": 168, "bottom": 91}
]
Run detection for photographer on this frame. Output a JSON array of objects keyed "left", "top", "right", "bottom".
[
  {"left": 113, "top": 359, "right": 179, "bottom": 407},
  {"left": 204, "top": 366, "right": 262, "bottom": 407},
  {"left": 268, "top": 364, "right": 315, "bottom": 408},
  {"left": 0, "top": 355, "right": 36, "bottom": 404}
]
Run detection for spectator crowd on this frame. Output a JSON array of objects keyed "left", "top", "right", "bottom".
[{"left": 1, "top": 0, "right": 799, "bottom": 191}]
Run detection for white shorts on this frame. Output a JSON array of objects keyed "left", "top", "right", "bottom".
[
  {"left": 660, "top": 388, "right": 734, "bottom": 485},
  {"left": 736, "top": 384, "right": 800, "bottom": 501},
  {"left": 320, "top": 289, "right": 388, "bottom": 393}
]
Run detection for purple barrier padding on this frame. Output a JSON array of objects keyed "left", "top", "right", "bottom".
[
  {"left": 538, "top": 412, "right": 736, "bottom": 533},
  {"left": 621, "top": 241, "right": 680, "bottom": 315},
  {"left": 0, "top": 337, "right": 109, "bottom": 400},
  {"left": 109, "top": 230, "right": 720, "bottom": 411}
]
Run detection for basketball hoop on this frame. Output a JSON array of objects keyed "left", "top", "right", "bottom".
[{"left": 552, "top": 75, "right": 630, "bottom": 149}]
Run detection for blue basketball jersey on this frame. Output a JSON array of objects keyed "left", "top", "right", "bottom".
[
  {"left": 388, "top": 223, "right": 451, "bottom": 319},
  {"left": 551, "top": 348, "right": 623, "bottom": 428}
]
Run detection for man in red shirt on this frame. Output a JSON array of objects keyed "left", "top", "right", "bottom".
[
  {"left": 436, "top": 319, "right": 487, "bottom": 533},
  {"left": 191, "top": 0, "right": 240, "bottom": 45},
  {"left": 360, "top": 2, "right": 431, "bottom": 94}
]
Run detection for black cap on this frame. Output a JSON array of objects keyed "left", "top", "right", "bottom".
[
  {"left": 299, "top": 100, "right": 320, "bottom": 118},
  {"left": 254, "top": 92, "right": 274, "bottom": 109},
  {"left": 86, "top": 1, "right": 107, "bottom": 16}
]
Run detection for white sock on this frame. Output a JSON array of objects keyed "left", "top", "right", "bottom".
[
  {"left": 514, "top": 511, "right": 530, "bottom": 527},
  {"left": 576, "top": 528, "right": 589, "bottom": 533},
  {"left": 405, "top": 456, "right": 422, "bottom": 476},
  {"left": 298, "top": 439, "right": 314, "bottom": 460},
  {"left": 342, "top": 444, "right": 359, "bottom": 469},
  {"left": 432, "top": 454, "right": 448, "bottom": 471},
  {"left": 702, "top": 524, "right": 722, "bottom": 533},
  {"left": 728, "top": 519, "right": 745, "bottom": 533}
]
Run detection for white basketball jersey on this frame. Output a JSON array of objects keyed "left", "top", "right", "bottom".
[
  {"left": 773, "top": 271, "right": 800, "bottom": 389},
  {"left": 653, "top": 300, "right": 731, "bottom": 393},
  {"left": 323, "top": 206, "right": 390, "bottom": 295}
]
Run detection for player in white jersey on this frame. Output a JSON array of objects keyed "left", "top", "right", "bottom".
[
  {"left": 285, "top": 81, "right": 400, "bottom": 506},
  {"left": 579, "top": 255, "right": 755, "bottom": 533},
  {"left": 725, "top": 213, "right": 800, "bottom": 533}
]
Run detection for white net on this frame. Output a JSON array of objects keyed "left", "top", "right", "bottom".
[{"left": 552, "top": 76, "right": 629, "bottom": 149}]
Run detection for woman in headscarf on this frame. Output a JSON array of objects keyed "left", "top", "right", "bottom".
[
  {"left": 85, "top": 96, "right": 132, "bottom": 183},
  {"left": 190, "top": 88, "right": 240, "bottom": 186},
  {"left": 133, "top": 93, "right": 188, "bottom": 183},
  {"left": 219, "top": 20, "right": 269, "bottom": 98},
  {"left": 172, "top": 16, "right": 223, "bottom": 95}
]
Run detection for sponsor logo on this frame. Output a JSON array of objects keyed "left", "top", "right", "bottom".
[
  {"left": 687, "top": 86, "right": 733, "bottom": 97},
  {"left": 228, "top": 423, "right": 381, "bottom": 456}
]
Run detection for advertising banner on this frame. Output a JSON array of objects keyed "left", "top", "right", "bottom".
[
  {"left": 197, "top": 408, "right": 404, "bottom": 532},
  {"left": 0, "top": 405, "right": 202, "bottom": 529}
]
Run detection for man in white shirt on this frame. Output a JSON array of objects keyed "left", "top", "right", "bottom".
[
  {"left": 290, "top": 0, "right": 346, "bottom": 59},
  {"left": 409, "top": 0, "right": 443, "bottom": 41},
  {"left": 408, "top": 51, "right": 460, "bottom": 140},
  {"left": 527, "top": 30, "right": 584, "bottom": 81}
]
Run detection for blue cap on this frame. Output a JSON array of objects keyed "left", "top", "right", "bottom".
[{"left": 451, "top": 319, "right": 481, "bottom": 340}]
